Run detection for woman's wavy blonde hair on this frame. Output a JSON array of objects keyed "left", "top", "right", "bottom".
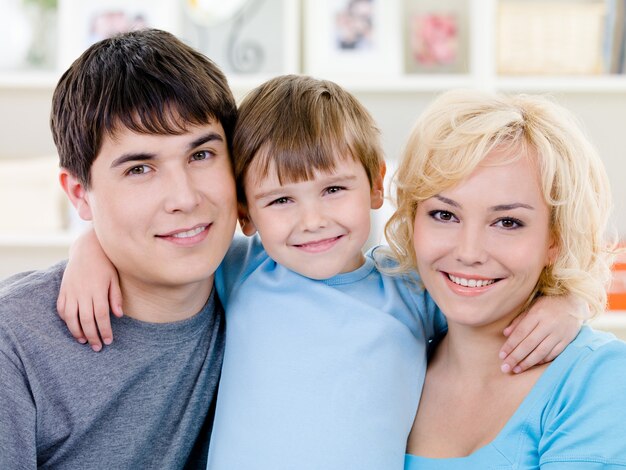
[{"left": 385, "top": 90, "right": 615, "bottom": 317}]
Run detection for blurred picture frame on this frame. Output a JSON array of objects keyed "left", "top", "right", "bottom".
[
  {"left": 403, "top": 0, "right": 469, "bottom": 74},
  {"left": 303, "top": 0, "right": 402, "bottom": 79},
  {"left": 179, "top": 0, "right": 300, "bottom": 78},
  {"left": 58, "top": 0, "right": 180, "bottom": 70}
]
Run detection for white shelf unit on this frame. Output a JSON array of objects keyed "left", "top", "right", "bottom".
[{"left": 1, "top": 0, "right": 626, "bottom": 338}]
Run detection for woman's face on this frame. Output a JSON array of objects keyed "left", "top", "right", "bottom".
[{"left": 412, "top": 148, "right": 557, "bottom": 328}]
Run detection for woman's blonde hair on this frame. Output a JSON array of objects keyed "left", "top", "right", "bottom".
[{"left": 385, "top": 89, "right": 615, "bottom": 317}]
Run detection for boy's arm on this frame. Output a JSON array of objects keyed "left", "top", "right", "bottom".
[
  {"left": 57, "top": 228, "right": 122, "bottom": 352},
  {"left": 499, "top": 295, "right": 586, "bottom": 374}
]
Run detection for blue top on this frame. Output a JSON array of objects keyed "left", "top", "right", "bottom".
[
  {"left": 207, "top": 235, "right": 445, "bottom": 470},
  {"left": 405, "top": 326, "right": 626, "bottom": 469}
]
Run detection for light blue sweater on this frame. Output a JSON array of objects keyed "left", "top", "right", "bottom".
[
  {"left": 405, "top": 326, "right": 626, "bottom": 469},
  {"left": 207, "top": 235, "right": 445, "bottom": 470}
]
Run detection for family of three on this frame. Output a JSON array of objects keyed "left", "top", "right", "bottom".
[{"left": 1, "top": 29, "right": 625, "bottom": 469}]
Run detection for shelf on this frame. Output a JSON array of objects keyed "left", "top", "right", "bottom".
[
  {"left": 590, "top": 312, "right": 626, "bottom": 329},
  {"left": 0, "top": 231, "right": 77, "bottom": 248},
  {"left": 496, "top": 75, "right": 626, "bottom": 93},
  {"left": 0, "top": 70, "right": 62, "bottom": 89}
]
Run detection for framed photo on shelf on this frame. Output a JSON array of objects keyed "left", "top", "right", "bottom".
[
  {"left": 58, "top": 0, "right": 180, "bottom": 70},
  {"left": 303, "top": 0, "right": 402, "bottom": 79},
  {"left": 179, "top": 0, "right": 299, "bottom": 80},
  {"left": 402, "top": 0, "right": 469, "bottom": 75}
]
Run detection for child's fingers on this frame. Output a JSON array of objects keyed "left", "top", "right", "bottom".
[
  {"left": 499, "top": 312, "right": 538, "bottom": 361},
  {"left": 93, "top": 293, "right": 113, "bottom": 346},
  {"left": 509, "top": 339, "right": 565, "bottom": 374},
  {"left": 502, "top": 311, "right": 523, "bottom": 338},
  {"left": 60, "top": 297, "right": 87, "bottom": 344},
  {"left": 500, "top": 325, "right": 548, "bottom": 373},
  {"left": 78, "top": 298, "right": 103, "bottom": 352},
  {"left": 109, "top": 281, "right": 124, "bottom": 318}
]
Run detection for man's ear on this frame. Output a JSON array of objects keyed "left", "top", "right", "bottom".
[
  {"left": 237, "top": 202, "right": 257, "bottom": 237},
  {"left": 59, "top": 169, "right": 93, "bottom": 221},
  {"left": 370, "top": 161, "right": 386, "bottom": 210}
]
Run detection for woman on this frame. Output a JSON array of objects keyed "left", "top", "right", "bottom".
[{"left": 386, "top": 90, "right": 626, "bottom": 467}]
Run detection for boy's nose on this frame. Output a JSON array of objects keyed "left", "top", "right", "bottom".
[{"left": 299, "top": 201, "right": 328, "bottom": 231}]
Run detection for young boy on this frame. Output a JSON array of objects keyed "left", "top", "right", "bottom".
[
  {"left": 59, "top": 76, "right": 583, "bottom": 470},
  {"left": 0, "top": 29, "right": 237, "bottom": 468}
]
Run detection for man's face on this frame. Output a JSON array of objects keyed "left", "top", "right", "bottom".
[{"left": 62, "top": 120, "right": 237, "bottom": 294}]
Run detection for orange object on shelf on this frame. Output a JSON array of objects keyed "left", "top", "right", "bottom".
[{"left": 608, "top": 247, "right": 626, "bottom": 311}]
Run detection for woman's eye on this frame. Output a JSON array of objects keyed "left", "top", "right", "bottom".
[
  {"left": 191, "top": 150, "right": 213, "bottom": 161},
  {"left": 429, "top": 210, "right": 456, "bottom": 222},
  {"left": 126, "top": 165, "right": 151, "bottom": 176},
  {"left": 495, "top": 218, "right": 524, "bottom": 229}
]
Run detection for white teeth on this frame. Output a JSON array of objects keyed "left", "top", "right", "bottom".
[
  {"left": 448, "top": 274, "right": 495, "bottom": 288},
  {"left": 172, "top": 226, "right": 205, "bottom": 238}
]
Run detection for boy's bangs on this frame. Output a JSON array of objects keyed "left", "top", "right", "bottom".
[{"left": 250, "top": 138, "right": 353, "bottom": 186}]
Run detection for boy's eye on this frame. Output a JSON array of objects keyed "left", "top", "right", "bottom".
[
  {"left": 429, "top": 210, "right": 457, "bottom": 222},
  {"left": 190, "top": 150, "right": 213, "bottom": 161},
  {"left": 325, "top": 186, "right": 346, "bottom": 195},
  {"left": 125, "top": 165, "right": 152, "bottom": 176},
  {"left": 268, "top": 196, "right": 291, "bottom": 206},
  {"left": 494, "top": 217, "right": 524, "bottom": 229}
]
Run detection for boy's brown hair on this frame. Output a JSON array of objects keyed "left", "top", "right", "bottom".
[
  {"left": 51, "top": 28, "right": 237, "bottom": 187},
  {"left": 233, "top": 74, "right": 384, "bottom": 204}
]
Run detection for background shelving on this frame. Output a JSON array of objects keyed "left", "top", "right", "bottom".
[{"left": 1, "top": 0, "right": 625, "bottom": 331}]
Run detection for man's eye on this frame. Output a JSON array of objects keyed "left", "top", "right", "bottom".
[
  {"left": 191, "top": 150, "right": 213, "bottom": 161},
  {"left": 126, "top": 165, "right": 151, "bottom": 176}
]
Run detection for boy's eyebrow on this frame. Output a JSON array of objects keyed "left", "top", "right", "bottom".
[
  {"left": 110, "top": 132, "right": 224, "bottom": 168},
  {"left": 253, "top": 173, "right": 358, "bottom": 201},
  {"left": 433, "top": 195, "right": 534, "bottom": 211}
]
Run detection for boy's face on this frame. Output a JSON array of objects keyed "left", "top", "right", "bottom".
[
  {"left": 61, "top": 120, "right": 237, "bottom": 293},
  {"left": 241, "top": 156, "right": 385, "bottom": 280}
]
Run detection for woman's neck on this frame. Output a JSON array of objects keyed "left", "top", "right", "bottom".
[{"left": 434, "top": 318, "right": 515, "bottom": 380}]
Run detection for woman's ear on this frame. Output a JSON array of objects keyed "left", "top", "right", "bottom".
[
  {"left": 238, "top": 202, "right": 257, "bottom": 236},
  {"left": 59, "top": 169, "right": 93, "bottom": 221},
  {"left": 370, "top": 161, "right": 386, "bottom": 210},
  {"left": 546, "top": 233, "right": 560, "bottom": 267}
]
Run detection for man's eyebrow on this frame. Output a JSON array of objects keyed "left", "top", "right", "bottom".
[
  {"left": 110, "top": 153, "right": 155, "bottom": 169},
  {"left": 189, "top": 132, "right": 224, "bottom": 150},
  {"left": 109, "top": 132, "right": 225, "bottom": 168}
]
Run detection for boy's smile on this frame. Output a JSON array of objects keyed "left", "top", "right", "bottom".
[
  {"left": 62, "top": 120, "right": 237, "bottom": 307},
  {"left": 241, "top": 156, "right": 384, "bottom": 280}
]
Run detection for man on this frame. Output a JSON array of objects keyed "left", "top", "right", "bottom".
[{"left": 0, "top": 29, "right": 237, "bottom": 468}]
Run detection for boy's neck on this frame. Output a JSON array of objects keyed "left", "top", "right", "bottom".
[{"left": 118, "top": 275, "right": 215, "bottom": 323}]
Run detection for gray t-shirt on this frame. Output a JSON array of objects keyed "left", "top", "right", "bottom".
[{"left": 0, "top": 261, "right": 225, "bottom": 469}]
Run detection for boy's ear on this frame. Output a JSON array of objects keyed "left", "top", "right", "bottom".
[
  {"left": 370, "top": 161, "right": 386, "bottom": 210},
  {"left": 237, "top": 202, "right": 257, "bottom": 236},
  {"left": 59, "top": 169, "right": 93, "bottom": 221}
]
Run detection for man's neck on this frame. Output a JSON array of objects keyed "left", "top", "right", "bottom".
[{"left": 118, "top": 275, "right": 215, "bottom": 323}]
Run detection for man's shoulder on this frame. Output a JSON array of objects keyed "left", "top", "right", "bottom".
[{"left": 0, "top": 261, "right": 66, "bottom": 321}]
